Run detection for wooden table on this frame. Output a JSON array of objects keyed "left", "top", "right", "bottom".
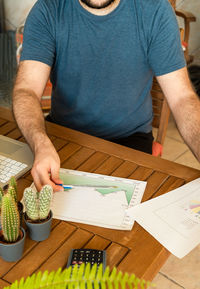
[{"left": 0, "top": 106, "right": 200, "bottom": 288}]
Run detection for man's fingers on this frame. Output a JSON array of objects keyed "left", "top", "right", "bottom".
[
  {"left": 31, "top": 147, "right": 62, "bottom": 192},
  {"left": 39, "top": 170, "right": 53, "bottom": 186},
  {"left": 50, "top": 166, "right": 63, "bottom": 190},
  {"left": 31, "top": 165, "right": 53, "bottom": 191},
  {"left": 31, "top": 169, "right": 43, "bottom": 192}
]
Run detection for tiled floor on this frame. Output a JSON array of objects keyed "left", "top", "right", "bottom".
[{"left": 152, "top": 116, "right": 200, "bottom": 289}]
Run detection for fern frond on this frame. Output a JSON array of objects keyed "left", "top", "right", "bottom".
[{"left": 3, "top": 264, "right": 153, "bottom": 289}]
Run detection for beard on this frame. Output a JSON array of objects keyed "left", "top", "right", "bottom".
[{"left": 80, "top": 0, "right": 115, "bottom": 9}]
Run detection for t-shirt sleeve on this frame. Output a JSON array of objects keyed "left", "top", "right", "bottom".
[
  {"left": 147, "top": 0, "right": 186, "bottom": 76},
  {"left": 20, "top": 0, "right": 56, "bottom": 67}
]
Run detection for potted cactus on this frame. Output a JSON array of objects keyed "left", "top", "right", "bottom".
[
  {"left": 0, "top": 194, "right": 26, "bottom": 262},
  {"left": 23, "top": 185, "right": 53, "bottom": 241},
  {"left": 8, "top": 176, "right": 24, "bottom": 225},
  {"left": 0, "top": 177, "right": 23, "bottom": 225}
]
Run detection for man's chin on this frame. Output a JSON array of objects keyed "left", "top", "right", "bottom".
[{"left": 80, "top": 0, "right": 115, "bottom": 9}]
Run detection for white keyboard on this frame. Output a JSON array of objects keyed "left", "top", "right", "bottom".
[{"left": 0, "top": 155, "right": 28, "bottom": 184}]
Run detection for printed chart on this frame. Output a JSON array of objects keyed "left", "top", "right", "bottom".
[
  {"left": 132, "top": 178, "right": 200, "bottom": 258},
  {"left": 50, "top": 168, "right": 147, "bottom": 230},
  {"left": 183, "top": 200, "right": 200, "bottom": 218}
]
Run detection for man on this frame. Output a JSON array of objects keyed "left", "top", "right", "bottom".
[{"left": 13, "top": 0, "right": 200, "bottom": 192}]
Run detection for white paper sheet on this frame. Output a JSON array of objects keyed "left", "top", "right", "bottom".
[
  {"left": 30, "top": 168, "right": 147, "bottom": 230},
  {"left": 131, "top": 178, "right": 200, "bottom": 258}
]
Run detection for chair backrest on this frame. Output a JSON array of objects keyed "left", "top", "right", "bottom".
[
  {"left": 151, "top": 0, "right": 174, "bottom": 153},
  {"left": 175, "top": 9, "right": 196, "bottom": 64},
  {"left": 151, "top": 0, "right": 196, "bottom": 152},
  {"left": 152, "top": 79, "right": 170, "bottom": 146}
]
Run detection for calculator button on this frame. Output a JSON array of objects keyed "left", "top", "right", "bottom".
[{"left": 72, "top": 261, "right": 77, "bottom": 265}]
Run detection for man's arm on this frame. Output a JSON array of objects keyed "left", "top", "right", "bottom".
[
  {"left": 13, "top": 60, "right": 63, "bottom": 191},
  {"left": 157, "top": 67, "right": 200, "bottom": 162}
]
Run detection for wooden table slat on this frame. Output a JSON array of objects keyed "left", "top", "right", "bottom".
[
  {"left": 111, "top": 161, "right": 138, "bottom": 178},
  {"left": 59, "top": 142, "right": 81, "bottom": 164},
  {"left": 4, "top": 222, "right": 77, "bottom": 283},
  {"left": 0, "top": 118, "right": 7, "bottom": 127},
  {"left": 62, "top": 147, "right": 95, "bottom": 170},
  {"left": 83, "top": 235, "right": 111, "bottom": 250},
  {"left": 5, "top": 128, "right": 22, "bottom": 140},
  {"left": 0, "top": 107, "right": 14, "bottom": 121},
  {"left": 106, "top": 243, "right": 129, "bottom": 269},
  {"left": 52, "top": 137, "right": 69, "bottom": 151},
  {"left": 77, "top": 152, "right": 109, "bottom": 172},
  {"left": 17, "top": 136, "right": 26, "bottom": 143},
  {"left": 0, "top": 122, "right": 16, "bottom": 136},
  {"left": 152, "top": 176, "right": 185, "bottom": 199},
  {"left": 36, "top": 228, "right": 93, "bottom": 274},
  {"left": 140, "top": 171, "right": 169, "bottom": 202},
  {"left": 128, "top": 166, "right": 154, "bottom": 181},
  {"left": 93, "top": 156, "right": 124, "bottom": 175}
]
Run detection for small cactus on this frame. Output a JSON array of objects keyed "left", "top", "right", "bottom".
[
  {"left": 23, "top": 185, "right": 53, "bottom": 221},
  {"left": 7, "top": 186, "right": 17, "bottom": 203},
  {"left": 1, "top": 194, "right": 20, "bottom": 242},
  {"left": 9, "top": 176, "right": 18, "bottom": 198},
  {"left": 0, "top": 187, "right": 3, "bottom": 208},
  {"left": 39, "top": 185, "right": 53, "bottom": 219},
  {"left": 23, "top": 188, "right": 39, "bottom": 221}
]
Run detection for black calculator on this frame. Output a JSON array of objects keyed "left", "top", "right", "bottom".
[{"left": 67, "top": 249, "right": 106, "bottom": 271}]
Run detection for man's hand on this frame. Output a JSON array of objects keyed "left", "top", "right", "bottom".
[{"left": 31, "top": 141, "right": 63, "bottom": 192}]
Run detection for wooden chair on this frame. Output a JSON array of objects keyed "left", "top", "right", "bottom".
[
  {"left": 176, "top": 9, "right": 196, "bottom": 64},
  {"left": 152, "top": 0, "right": 196, "bottom": 156},
  {"left": 152, "top": 80, "right": 171, "bottom": 156}
]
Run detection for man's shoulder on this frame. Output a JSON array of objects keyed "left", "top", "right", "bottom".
[
  {"left": 134, "top": 0, "right": 171, "bottom": 14},
  {"left": 35, "top": 0, "right": 68, "bottom": 12},
  {"left": 133, "top": 0, "right": 174, "bottom": 27}
]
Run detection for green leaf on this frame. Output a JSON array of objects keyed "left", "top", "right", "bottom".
[
  {"left": 89, "top": 263, "right": 97, "bottom": 279},
  {"left": 3, "top": 264, "right": 153, "bottom": 289},
  {"left": 96, "top": 264, "right": 103, "bottom": 281},
  {"left": 40, "top": 271, "right": 49, "bottom": 287},
  {"left": 102, "top": 266, "right": 110, "bottom": 281}
]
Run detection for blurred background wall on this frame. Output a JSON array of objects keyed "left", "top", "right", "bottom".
[
  {"left": 4, "top": 0, "right": 37, "bottom": 30},
  {"left": 176, "top": 0, "right": 200, "bottom": 57}
]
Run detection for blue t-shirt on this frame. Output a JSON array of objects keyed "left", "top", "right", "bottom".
[{"left": 21, "top": 0, "right": 185, "bottom": 139}]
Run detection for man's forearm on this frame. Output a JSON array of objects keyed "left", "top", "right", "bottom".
[
  {"left": 173, "top": 92, "right": 200, "bottom": 162},
  {"left": 13, "top": 88, "right": 51, "bottom": 153}
]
